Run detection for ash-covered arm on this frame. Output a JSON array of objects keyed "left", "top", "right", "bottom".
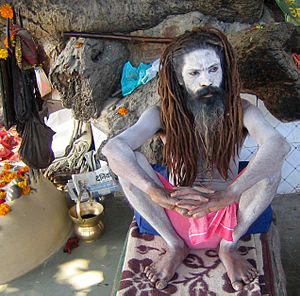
[
  {"left": 228, "top": 100, "right": 291, "bottom": 197},
  {"left": 102, "top": 106, "right": 162, "bottom": 195}
]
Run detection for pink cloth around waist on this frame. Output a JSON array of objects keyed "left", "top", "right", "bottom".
[{"left": 157, "top": 173, "right": 238, "bottom": 249}]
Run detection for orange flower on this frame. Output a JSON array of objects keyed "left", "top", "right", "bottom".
[
  {"left": 117, "top": 107, "right": 129, "bottom": 116},
  {"left": 18, "top": 166, "right": 29, "bottom": 175},
  {"left": 3, "top": 172, "right": 17, "bottom": 182},
  {"left": 17, "top": 180, "right": 27, "bottom": 189},
  {"left": 0, "top": 48, "right": 9, "bottom": 60},
  {"left": 3, "top": 162, "right": 11, "bottom": 170},
  {"left": 16, "top": 172, "right": 26, "bottom": 179},
  {"left": 22, "top": 186, "right": 31, "bottom": 195},
  {"left": 4, "top": 36, "right": 15, "bottom": 48},
  {"left": 0, "top": 3, "right": 13, "bottom": 19},
  {"left": 0, "top": 203, "right": 10, "bottom": 216},
  {"left": 0, "top": 163, "right": 31, "bottom": 201},
  {"left": 75, "top": 42, "right": 83, "bottom": 48}
]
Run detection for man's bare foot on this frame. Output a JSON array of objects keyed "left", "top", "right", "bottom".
[
  {"left": 219, "top": 241, "right": 258, "bottom": 291},
  {"left": 144, "top": 244, "right": 189, "bottom": 289}
]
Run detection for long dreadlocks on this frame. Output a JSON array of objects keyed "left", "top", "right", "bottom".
[{"left": 158, "top": 27, "right": 244, "bottom": 186}]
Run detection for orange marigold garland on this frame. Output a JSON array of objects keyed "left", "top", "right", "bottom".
[
  {"left": 0, "top": 48, "right": 9, "bottom": 60},
  {"left": 0, "top": 189, "right": 6, "bottom": 199},
  {"left": 0, "top": 3, "right": 13, "bottom": 19},
  {"left": 18, "top": 165, "right": 29, "bottom": 175},
  {"left": 3, "top": 162, "right": 11, "bottom": 170},
  {"left": 0, "top": 180, "right": 6, "bottom": 188},
  {"left": 0, "top": 203, "right": 10, "bottom": 216},
  {"left": 0, "top": 163, "right": 31, "bottom": 216},
  {"left": 22, "top": 186, "right": 31, "bottom": 195},
  {"left": 4, "top": 35, "right": 15, "bottom": 48},
  {"left": 16, "top": 179, "right": 31, "bottom": 195},
  {"left": 0, "top": 3, "right": 14, "bottom": 62}
]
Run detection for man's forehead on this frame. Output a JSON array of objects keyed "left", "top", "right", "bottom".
[{"left": 182, "top": 48, "right": 221, "bottom": 69}]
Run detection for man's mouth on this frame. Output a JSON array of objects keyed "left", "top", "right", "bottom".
[
  {"left": 190, "top": 86, "right": 224, "bottom": 101},
  {"left": 203, "top": 92, "right": 213, "bottom": 98}
]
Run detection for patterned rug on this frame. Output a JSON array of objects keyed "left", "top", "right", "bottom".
[{"left": 114, "top": 220, "right": 274, "bottom": 296}]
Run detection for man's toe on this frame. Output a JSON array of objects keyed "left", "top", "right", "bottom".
[
  {"left": 155, "top": 279, "right": 168, "bottom": 290},
  {"left": 251, "top": 268, "right": 258, "bottom": 277},
  {"left": 231, "top": 280, "right": 244, "bottom": 291},
  {"left": 145, "top": 268, "right": 154, "bottom": 279},
  {"left": 150, "top": 274, "right": 158, "bottom": 283},
  {"left": 249, "top": 270, "right": 257, "bottom": 280}
]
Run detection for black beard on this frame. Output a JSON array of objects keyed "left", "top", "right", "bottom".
[
  {"left": 186, "top": 86, "right": 225, "bottom": 135},
  {"left": 186, "top": 85, "right": 225, "bottom": 163}
]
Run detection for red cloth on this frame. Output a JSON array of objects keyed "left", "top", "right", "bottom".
[
  {"left": 292, "top": 53, "right": 300, "bottom": 70},
  {"left": 157, "top": 173, "right": 238, "bottom": 249},
  {"left": 0, "top": 126, "right": 21, "bottom": 161}
]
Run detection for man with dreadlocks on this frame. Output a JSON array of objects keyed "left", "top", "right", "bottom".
[{"left": 103, "top": 27, "right": 290, "bottom": 291}]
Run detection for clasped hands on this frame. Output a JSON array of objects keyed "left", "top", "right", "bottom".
[{"left": 150, "top": 185, "right": 237, "bottom": 219}]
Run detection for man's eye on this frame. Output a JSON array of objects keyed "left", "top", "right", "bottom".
[
  {"left": 189, "top": 71, "right": 199, "bottom": 76},
  {"left": 209, "top": 66, "right": 219, "bottom": 73}
]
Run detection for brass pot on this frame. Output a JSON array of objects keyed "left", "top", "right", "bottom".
[{"left": 69, "top": 189, "right": 104, "bottom": 242}]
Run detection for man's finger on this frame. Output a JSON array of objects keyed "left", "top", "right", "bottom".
[
  {"left": 175, "top": 194, "right": 208, "bottom": 202},
  {"left": 192, "top": 186, "right": 215, "bottom": 194},
  {"left": 174, "top": 207, "right": 189, "bottom": 216},
  {"left": 170, "top": 188, "right": 195, "bottom": 197},
  {"left": 165, "top": 197, "right": 178, "bottom": 208},
  {"left": 176, "top": 199, "right": 207, "bottom": 207},
  {"left": 188, "top": 204, "right": 210, "bottom": 215},
  {"left": 175, "top": 204, "right": 197, "bottom": 210},
  {"left": 156, "top": 196, "right": 178, "bottom": 210},
  {"left": 171, "top": 187, "right": 210, "bottom": 197}
]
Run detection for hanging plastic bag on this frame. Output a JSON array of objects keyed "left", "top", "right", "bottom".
[
  {"left": 34, "top": 66, "right": 52, "bottom": 97},
  {"left": 141, "top": 58, "right": 160, "bottom": 84},
  {"left": 121, "top": 61, "right": 151, "bottom": 96}
]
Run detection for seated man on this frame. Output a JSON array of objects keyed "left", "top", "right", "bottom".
[{"left": 102, "top": 27, "right": 290, "bottom": 291}]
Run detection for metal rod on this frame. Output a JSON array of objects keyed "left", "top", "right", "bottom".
[{"left": 63, "top": 31, "right": 173, "bottom": 44}]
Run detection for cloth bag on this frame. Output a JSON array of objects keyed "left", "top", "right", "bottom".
[
  {"left": 19, "top": 115, "right": 55, "bottom": 169},
  {"left": 11, "top": 24, "right": 52, "bottom": 97}
]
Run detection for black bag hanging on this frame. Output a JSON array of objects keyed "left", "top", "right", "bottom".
[
  {"left": 19, "top": 115, "right": 55, "bottom": 169},
  {"left": 0, "top": 58, "right": 16, "bottom": 129},
  {"left": 0, "top": 18, "right": 16, "bottom": 130}
]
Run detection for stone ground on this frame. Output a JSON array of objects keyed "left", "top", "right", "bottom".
[
  {"left": 0, "top": 193, "right": 298, "bottom": 296},
  {"left": 272, "top": 193, "right": 300, "bottom": 296}
]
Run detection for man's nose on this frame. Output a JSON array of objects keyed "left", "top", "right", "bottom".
[{"left": 199, "top": 72, "right": 211, "bottom": 87}]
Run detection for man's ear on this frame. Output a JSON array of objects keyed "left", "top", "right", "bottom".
[{"left": 175, "top": 69, "right": 184, "bottom": 86}]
